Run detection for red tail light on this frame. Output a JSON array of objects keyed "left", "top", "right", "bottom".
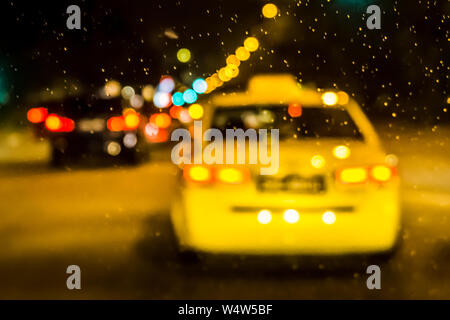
[
  {"left": 45, "top": 114, "right": 74, "bottom": 132},
  {"left": 27, "top": 107, "right": 48, "bottom": 123},
  {"left": 215, "top": 167, "right": 250, "bottom": 184},
  {"left": 369, "top": 165, "right": 397, "bottom": 183},
  {"left": 123, "top": 112, "right": 140, "bottom": 130},
  {"left": 183, "top": 165, "right": 250, "bottom": 185},
  {"left": 107, "top": 112, "right": 141, "bottom": 132},
  {"left": 336, "top": 166, "right": 369, "bottom": 184},
  {"left": 183, "top": 165, "right": 213, "bottom": 184},
  {"left": 336, "top": 165, "right": 396, "bottom": 185},
  {"left": 149, "top": 113, "right": 171, "bottom": 129},
  {"left": 107, "top": 116, "right": 125, "bottom": 132}
]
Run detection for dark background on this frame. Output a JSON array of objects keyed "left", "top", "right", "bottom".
[{"left": 0, "top": 0, "right": 448, "bottom": 125}]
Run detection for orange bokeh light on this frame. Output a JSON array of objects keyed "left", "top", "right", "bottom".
[
  {"left": 150, "top": 113, "right": 172, "bottom": 129},
  {"left": 288, "top": 103, "right": 302, "bottom": 118},
  {"left": 27, "top": 107, "right": 48, "bottom": 123},
  {"left": 169, "top": 105, "right": 183, "bottom": 119},
  {"left": 107, "top": 116, "right": 125, "bottom": 132},
  {"left": 44, "top": 114, "right": 74, "bottom": 132},
  {"left": 45, "top": 114, "right": 63, "bottom": 131},
  {"left": 124, "top": 113, "right": 140, "bottom": 130}
]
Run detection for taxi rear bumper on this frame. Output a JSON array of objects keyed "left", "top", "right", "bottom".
[{"left": 171, "top": 185, "right": 401, "bottom": 255}]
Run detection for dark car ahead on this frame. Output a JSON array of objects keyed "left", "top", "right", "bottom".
[{"left": 27, "top": 95, "right": 148, "bottom": 166}]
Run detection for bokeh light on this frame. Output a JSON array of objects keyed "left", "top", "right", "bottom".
[
  {"left": 172, "top": 92, "right": 185, "bottom": 106},
  {"left": 150, "top": 113, "right": 172, "bottom": 129},
  {"left": 371, "top": 165, "right": 392, "bottom": 182},
  {"left": 322, "top": 211, "right": 336, "bottom": 225},
  {"left": 385, "top": 154, "right": 399, "bottom": 166},
  {"left": 257, "top": 210, "right": 272, "bottom": 225},
  {"left": 124, "top": 112, "right": 140, "bottom": 130},
  {"left": 158, "top": 76, "right": 175, "bottom": 93},
  {"left": 333, "top": 145, "right": 351, "bottom": 159},
  {"left": 177, "top": 48, "right": 191, "bottom": 63},
  {"left": 339, "top": 167, "right": 368, "bottom": 184},
  {"left": 218, "top": 68, "right": 231, "bottom": 82},
  {"left": 145, "top": 123, "right": 159, "bottom": 137},
  {"left": 226, "top": 54, "right": 241, "bottom": 67},
  {"left": 169, "top": 105, "right": 183, "bottom": 119},
  {"left": 337, "top": 91, "right": 349, "bottom": 105},
  {"left": 123, "top": 133, "right": 137, "bottom": 148},
  {"left": 45, "top": 114, "right": 62, "bottom": 131},
  {"left": 142, "top": 85, "right": 155, "bottom": 102},
  {"left": 188, "top": 103, "right": 204, "bottom": 119},
  {"left": 225, "top": 64, "right": 239, "bottom": 78},
  {"left": 185, "top": 166, "right": 211, "bottom": 182},
  {"left": 204, "top": 78, "right": 215, "bottom": 93},
  {"left": 106, "top": 141, "right": 121, "bottom": 156},
  {"left": 104, "top": 80, "right": 121, "bottom": 97},
  {"left": 217, "top": 168, "right": 245, "bottom": 184},
  {"left": 107, "top": 116, "right": 125, "bottom": 132},
  {"left": 262, "top": 3, "right": 278, "bottom": 18},
  {"left": 322, "top": 92, "right": 338, "bottom": 106},
  {"left": 183, "top": 89, "right": 198, "bottom": 104},
  {"left": 153, "top": 92, "right": 172, "bottom": 108},
  {"left": 178, "top": 109, "right": 192, "bottom": 123},
  {"left": 283, "top": 209, "right": 300, "bottom": 224},
  {"left": 212, "top": 74, "right": 223, "bottom": 86},
  {"left": 235, "top": 46, "right": 250, "bottom": 61},
  {"left": 27, "top": 107, "right": 48, "bottom": 123},
  {"left": 192, "top": 78, "right": 208, "bottom": 94},
  {"left": 288, "top": 103, "right": 302, "bottom": 117},
  {"left": 130, "top": 94, "right": 144, "bottom": 109},
  {"left": 244, "top": 37, "right": 259, "bottom": 52},
  {"left": 121, "top": 86, "right": 135, "bottom": 100},
  {"left": 311, "top": 155, "right": 326, "bottom": 169}
]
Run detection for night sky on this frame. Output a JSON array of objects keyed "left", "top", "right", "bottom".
[{"left": 0, "top": 0, "right": 448, "bottom": 124}]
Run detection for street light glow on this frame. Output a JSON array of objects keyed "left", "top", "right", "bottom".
[
  {"left": 235, "top": 46, "right": 250, "bottom": 61},
  {"left": 177, "top": 48, "right": 191, "bottom": 63},
  {"left": 188, "top": 103, "right": 204, "bottom": 119},
  {"left": 262, "top": 3, "right": 278, "bottom": 18},
  {"left": 244, "top": 37, "right": 259, "bottom": 52}
]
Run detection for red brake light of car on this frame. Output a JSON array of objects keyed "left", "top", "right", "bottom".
[
  {"left": 336, "top": 165, "right": 397, "bottom": 185},
  {"left": 123, "top": 112, "right": 140, "bottom": 130},
  {"left": 27, "top": 107, "right": 48, "bottom": 123},
  {"left": 183, "top": 165, "right": 250, "bottom": 185},
  {"left": 45, "top": 114, "right": 74, "bottom": 132},
  {"left": 183, "top": 165, "right": 214, "bottom": 184},
  {"left": 335, "top": 166, "right": 369, "bottom": 185},
  {"left": 215, "top": 167, "right": 250, "bottom": 184},
  {"left": 107, "top": 113, "right": 141, "bottom": 132},
  {"left": 107, "top": 116, "right": 125, "bottom": 132},
  {"left": 369, "top": 165, "right": 397, "bottom": 183}
]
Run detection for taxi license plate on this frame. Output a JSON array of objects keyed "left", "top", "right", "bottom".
[{"left": 257, "top": 174, "right": 325, "bottom": 194}]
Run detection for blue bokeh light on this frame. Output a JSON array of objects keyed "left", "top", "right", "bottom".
[
  {"left": 172, "top": 92, "right": 185, "bottom": 106},
  {"left": 183, "top": 89, "right": 198, "bottom": 104},
  {"left": 192, "top": 78, "right": 207, "bottom": 94}
]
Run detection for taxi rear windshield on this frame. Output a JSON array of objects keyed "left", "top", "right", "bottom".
[{"left": 212, "top": 105, "right": 363, "bottom": 140}]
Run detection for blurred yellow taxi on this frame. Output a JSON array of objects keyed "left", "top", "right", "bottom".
[{"left": 171, "top": 74, "right": 400, "bottom": 256}]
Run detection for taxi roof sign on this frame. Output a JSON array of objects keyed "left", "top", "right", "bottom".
[
  {"left": 212, "top": 74, "right": 322, "bottom": 106},
  {"left": 247, "top": 74, "right": 300, "bottom": 95}
]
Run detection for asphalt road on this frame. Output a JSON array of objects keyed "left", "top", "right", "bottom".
[{"left": 0, "top": 124, "right": 449, "bottom": 299}]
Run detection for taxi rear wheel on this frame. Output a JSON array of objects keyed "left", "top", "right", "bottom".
[
  {"left": 138, "top": 212, "right": 200, "bottom": 264},
  {"left": 175, "top": 248, "right": 200, "bottom": 264},
  {"left": 169, "top": 226, "right": 200, "bottom": 264}
]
